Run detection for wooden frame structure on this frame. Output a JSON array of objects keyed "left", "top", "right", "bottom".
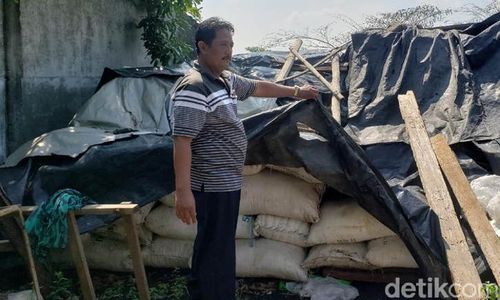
[
  {"left": 0, "top": 205, "right": 43, "bottom": 299},
  {"left": 1, "top": 202, "right": 150, "bottom": 300}
]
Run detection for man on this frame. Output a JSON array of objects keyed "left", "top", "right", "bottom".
[{"left": 172, "top": 17, "right": 318, "bottom": 300}]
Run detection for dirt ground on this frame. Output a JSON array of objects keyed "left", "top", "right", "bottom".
[{"left": 0, "top": 261, "right": 397, "bottom": 300}]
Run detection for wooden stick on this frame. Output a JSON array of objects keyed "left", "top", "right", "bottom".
[
  {"left": 0, "top": 206, "right": 42, "bottom": 299},
  {"left": 123, "top": 214, "right": 150, "bottom": 300},
  {"left": 274, "top": 39, "right": 302, "bottom": 81},
  {"left": 289, "top": 47, "right": 344, "bottom": 101},
  {"left": 330, "top": 54, "right": 342, "bottom": 122},
  {"left": 398, "top": 91, "right": 483, "bottom": 299},
  {"left": 0, "top": 205, "right": 21, "bottom": 218},
  {"left": 16, "top": 209, "right": 43, "bottom": 300},
  {"left": 21, "top": 203, "right": 138, "bottom": 215},
  {"left": 67, "top": 211, "right": 96, "bottom": 300},
  {"left": 431, "top": 134, "right": 500, "bottom": 282}
]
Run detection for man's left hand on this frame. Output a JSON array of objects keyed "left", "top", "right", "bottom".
[{"left": 297, "top": 85, "right": 319, "bottom": 100}]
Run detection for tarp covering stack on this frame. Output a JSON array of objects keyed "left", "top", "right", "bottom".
[{"left": 1, "top": 13, "right": 499, "bottom": 284}]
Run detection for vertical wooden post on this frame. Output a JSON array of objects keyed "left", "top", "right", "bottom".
[
  {"left": 16, "top": 210, "right": 43, "bottom": 300},
  {"left": 398, "top": 91, "right": 483, "bottom": 300},
  {"left": 123, "top": 214, "right": 150, "bottom": 300},
  {"left": 67, "top": 211, "right": 96, "bottom": 300},
  {"left": 431, "top": 134, "right": 500, "bottom": 282}
]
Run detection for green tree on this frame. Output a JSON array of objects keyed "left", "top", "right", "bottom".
[{"left": 138, "top": 0, "right": 202, "bottom": 67}]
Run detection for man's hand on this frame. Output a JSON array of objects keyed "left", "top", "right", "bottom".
[
  {"left": 297, "top": 84, "right": 319, "bottom": 100},
  {"left": 175, "top": 189, "right": 197, "bottom": 225}
]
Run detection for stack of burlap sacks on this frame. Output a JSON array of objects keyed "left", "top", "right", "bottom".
[{"left": 79, "top": 165, "right": 418, "bottom": 282}]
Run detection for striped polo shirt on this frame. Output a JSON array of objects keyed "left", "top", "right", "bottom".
[{"left": 172, "top": 61, "right": 257, "bottom": 192}]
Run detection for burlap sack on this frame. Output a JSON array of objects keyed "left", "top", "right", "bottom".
[
  {"left": 366, "top": 236, "right": 418, "bottom": 269},
  {"left": 91, "top": 202, "right": 155, "bottom": 245},
  {"left": 236, "top": 239, "right": 308, "bottom": 282},
  {"left": 80, "top": 234, "right": 133, "bottom": 272},
  {"left": 142, "top": 237, "right": 194, "bottom": 268},
  {"left": 302, "top": 243, "right": 375, "bottom": 270},
  {"left": 307, "top": 199, "right": 395, "bottom": 245},
  {"left": 266, "top": 165, "right": 322, "bottom": 184},
  {"left": 145, "top": 204, "right": 256, "bottom": 240},
  {"left": 254, "top": 215, "right": 310, "bottom": 247},
  {"left": 159, "top": 192, "right": 175, "bottom": 207},
  {"left": 240, "top": 170, "right": 324, "bottom": 222},
  {"left": 242, "top": 165, "right": 264, "bottom": 176}
]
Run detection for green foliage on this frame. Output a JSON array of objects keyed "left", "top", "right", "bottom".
[
  {"left": 46, "top": 271, "right": 78, "bottom": 300},
  {"left": 97, "top": 270, "right": 188, "bottom": 300},
  {"left": 160, "top": 268, "right": 188, "bottom": 300},
  {"left": 482, "top": 282, "right": 499, "bottom": 300},
  {"left": 138, "top": 0, "right": 202, "bottom": 67},
  {"left": 99, "top": 277, "right": 138, "bottom": 300}
]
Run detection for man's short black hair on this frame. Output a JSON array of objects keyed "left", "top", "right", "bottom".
[{"left": 195, "top": 17, "right": 234, "bottom": 54}]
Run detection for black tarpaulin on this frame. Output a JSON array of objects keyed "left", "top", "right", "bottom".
[
  {"left": 0, "top": 99, "right": 448, "bottom": 281},
  {"left": 343, "top": 13, "right": 500, "bottom": 146},
  {"left": 2, "top": 15, "right": 500, "bottom": 284}
]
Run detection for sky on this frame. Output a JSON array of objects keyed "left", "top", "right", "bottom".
[{"left": 200, "top": 0, "right": 494, "bottom": 53}]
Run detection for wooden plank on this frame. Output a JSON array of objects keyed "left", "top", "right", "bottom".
[
  {"left": 431, "top": 134, "right": 500, "bottom": 282},
  {"left": 16, "top": 210, "right": 43, "bottom": 299},
  {"left": 0, "top": 188, "right": 52, "bottom": 296},
  {"left": 67, "top": 211, "right": 96, "bottom": 300},
  {"left": 274, "top": 39, "right": 302, "bottom": 81},
  {"left": 289, "top": 47, "right": 344, "bottom": 101},
  {"left": 398, "top": 91, "right": 483, "bottom": 300},
  {"left": 21, "top": 203, "right": 138, "bottom": 215},
  {"left": 0, "top": 205, "right": 21, "bottom": 218},
  {"left": 123, "top": 214, "right": 150, "bottom": 300},
  {"left": 330, "top": 54, "right": 342, "bottom": 123}
]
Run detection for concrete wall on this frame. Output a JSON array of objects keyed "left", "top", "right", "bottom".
[
  {"left": 2, "top": 0, "right": 151, "bottom": 158},
  {"left": 0, "top": 0, "right": 5, "bottom": 162}
]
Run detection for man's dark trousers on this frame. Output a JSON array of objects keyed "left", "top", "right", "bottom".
[{"left": 188, "top": 189, "right": 241, "bottom": 300}]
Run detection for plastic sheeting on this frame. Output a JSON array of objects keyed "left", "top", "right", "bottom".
[
  {"left": 71, "top": 77, "right": 175, "bottom": 133},
  {"left": 0, "top": 99, "right": 448, "bottom": 281},
  {"left": 1, "top": 74, "right": 181, "bottom": 168},
  {"left": 344, "top": 14, "right": 500, "bottom": 145},
  {"left": 1, "top": 15, "right": 499, "bottom": 284}
]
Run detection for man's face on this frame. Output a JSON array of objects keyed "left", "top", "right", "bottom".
[{"left": 200, "top": 28, "right": 233, "bottom": 74}]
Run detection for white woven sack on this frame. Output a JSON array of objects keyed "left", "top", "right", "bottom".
[
  {"left": 145, "top": 204, "right": 256, "bottom": 240},
  {"left": 254, "top": 215, "right": 310, "bottom": 247},
  {"left": 236, "top": 239, "right": 308, "bottom": 282},
  {"left": 92, "top": 202, "right": 155, "bottom": 245},
  {"left": 240, "top": 170, "right": 324, "bottom": 222},
  {"left": 159, "top": 192, "right": 175, "bottom": 207},
  {"left": 303, "top": 243, "right": 375, "bottom": 270},
  {"left": 266, "top": 165, "right": 322, "bottom": 184},
  {"left": 307, "top": 199, "right": 395, "bottom": 245},
  {"left": 81, "top": 235, "right": 133, "bottom": 272},
  {"left": 365, "top": 236, "right": 418, "bottom": 269},
  {"left": 142, "top": 237, "right": 194, "bottom": 268},
  {"left": 242, "top": 165, "right": 264, "bottom": 175}
]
